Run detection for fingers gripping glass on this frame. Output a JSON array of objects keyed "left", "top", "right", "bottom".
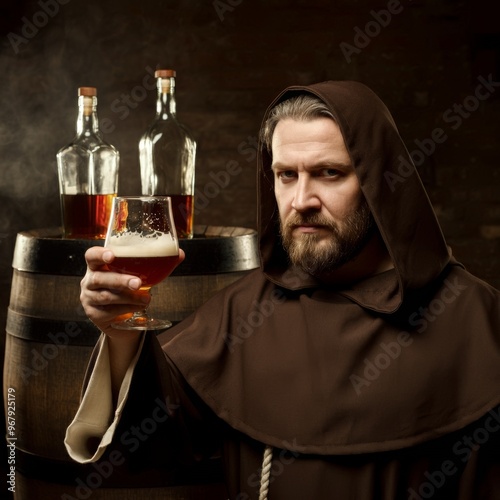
[{"left": 105, "top": 196, "right": 179, "bottom": 330}]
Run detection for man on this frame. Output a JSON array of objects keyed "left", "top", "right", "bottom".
[{"left": 66, "top": 81, "right": 500, "bottom": 499}]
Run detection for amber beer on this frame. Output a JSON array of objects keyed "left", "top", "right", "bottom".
[
  {"left": 61, "top": 193, "right": 115, "bottom": 239},
  {"left": 106, "top": 235, "right": 179, "bottom": 289},
  {"left": 109, "top": 255, "right": 178, "bottom": 288}
]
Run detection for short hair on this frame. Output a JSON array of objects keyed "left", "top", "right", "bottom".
[{"left": 260, "top": 94, "right": 335, "bottom": 153}]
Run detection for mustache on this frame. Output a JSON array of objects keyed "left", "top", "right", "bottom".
[{"left": 282, "top": 212, "right": 338, "bottom": 232}]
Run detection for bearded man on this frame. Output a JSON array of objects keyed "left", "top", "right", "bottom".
[{"left": 66, "top": 81, "right": 500, "bottom": 500}]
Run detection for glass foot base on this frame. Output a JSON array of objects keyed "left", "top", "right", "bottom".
[{"left": 111, "top": 317, "right": 172, "bottom": 331}]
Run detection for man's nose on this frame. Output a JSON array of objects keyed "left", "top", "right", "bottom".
[{"left": 291, "top": 176, "right": 321, "bottom": 212}]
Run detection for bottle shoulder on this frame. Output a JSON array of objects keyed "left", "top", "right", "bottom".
[
  {"left": 59, "top": 131, "right": 118, "bottom": 152},
  {"left": 141, "top": 118, "right": 196, "bottom": 142},
  {"left": 57, "top": 140, "right": 119, "bottom": 157}
]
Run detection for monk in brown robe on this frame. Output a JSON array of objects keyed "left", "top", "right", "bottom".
[{"left": 66, "top": 81, "right": 500, "bottom": 499}]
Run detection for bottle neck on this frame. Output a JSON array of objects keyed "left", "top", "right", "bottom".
[
  {"left": 76, "top": 95, "right": 100, "bottom": 135},
  {"left": 156, "top": 76, "right": 176, "bottom": 119}
]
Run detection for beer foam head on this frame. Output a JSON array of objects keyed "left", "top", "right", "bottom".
[{"left": 107, "top": 233, "right": 178, "bottom": 257}]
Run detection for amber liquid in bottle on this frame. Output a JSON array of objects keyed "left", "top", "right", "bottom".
[
  {"left": 167, "top": 194, "right": 194, "bottom": 239},
  {"left": 61, "top": 193, "right": 116, "bottom": 239}
]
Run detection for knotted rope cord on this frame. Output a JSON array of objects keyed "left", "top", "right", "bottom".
[{"left": 259, "top": 445, "right": 274, "bottom": 500}]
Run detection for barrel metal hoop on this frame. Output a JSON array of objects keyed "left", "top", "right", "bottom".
[{"left": 6, "top": 308, "right": 101, "bottom": 346}]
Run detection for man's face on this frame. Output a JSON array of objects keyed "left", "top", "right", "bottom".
[{"left": 271, "top": 117, "right": 374, "bottom": 276}]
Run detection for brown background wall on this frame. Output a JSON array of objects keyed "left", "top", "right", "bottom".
[
  {"left": 1, "top": 0, "right": 499, "bottom": 292},
  {"left": 0, "top": 0, "right": 499, "bottom": 489}
]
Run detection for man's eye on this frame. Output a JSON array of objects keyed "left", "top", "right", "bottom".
[
  {"left": 277, "top": 171, "right": 296, "bottom": 180},
  {"left": 322, "top": 168, "right": 340, "bottom": 177}
]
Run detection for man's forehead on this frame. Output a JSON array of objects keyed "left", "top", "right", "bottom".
[{"left": 271, "top": 118, "right": 350, "bottom": 160}]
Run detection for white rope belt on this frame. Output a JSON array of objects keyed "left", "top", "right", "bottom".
[{"left": 259, "top": 445, "right": 274, "bottom": 500}]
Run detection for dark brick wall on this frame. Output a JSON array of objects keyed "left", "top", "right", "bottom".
[{"left": 0, "top": 0, "right": 499, "bottom": 327}]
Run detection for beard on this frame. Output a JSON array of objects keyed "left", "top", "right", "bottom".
[{"left": 280, "top": 200, "right": 375, "bottom": 277}]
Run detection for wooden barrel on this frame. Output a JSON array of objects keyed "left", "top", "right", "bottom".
[{"left": 3, "top": 226, "right": 259, "bottom": 499}]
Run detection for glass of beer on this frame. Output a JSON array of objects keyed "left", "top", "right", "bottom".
[{"left": 104, "top": 196, "right": 179, "bottom": 330}]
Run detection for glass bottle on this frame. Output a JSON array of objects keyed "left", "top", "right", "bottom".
[
  {"left": 139, "top": 69, "right": 196, "bottom": 238},
  {"left": 57, "top": 87, "right": 119, "bottom": 239}
]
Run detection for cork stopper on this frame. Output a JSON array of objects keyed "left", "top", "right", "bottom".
[
  {"left": 78, "top": 87, "right": 97, "bottom": 116},
  {"left": 155, "top": 69, "right": 176, "bottom": 78},
  {"left": 78, "top": 87, "right": 97, "bottom": 97},
  {"left": 155, "top": 69, "right": 176, "bottom": 94}
]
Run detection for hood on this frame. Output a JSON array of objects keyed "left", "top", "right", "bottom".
[{"left": 258, "top": 80, "right": 452, "bottom": 313}]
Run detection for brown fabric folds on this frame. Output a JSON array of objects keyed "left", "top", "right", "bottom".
[{"left": 163, "top": 81, "right": 500, "bottom": 457}]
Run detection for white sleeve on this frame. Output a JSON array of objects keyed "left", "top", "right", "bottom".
[{"left": 64, "top": 332, "right": 146, "bottom": 463}]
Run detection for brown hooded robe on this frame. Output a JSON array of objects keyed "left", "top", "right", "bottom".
[{"left": 72, "top": 81, "right": 500, "bottom": 500}]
